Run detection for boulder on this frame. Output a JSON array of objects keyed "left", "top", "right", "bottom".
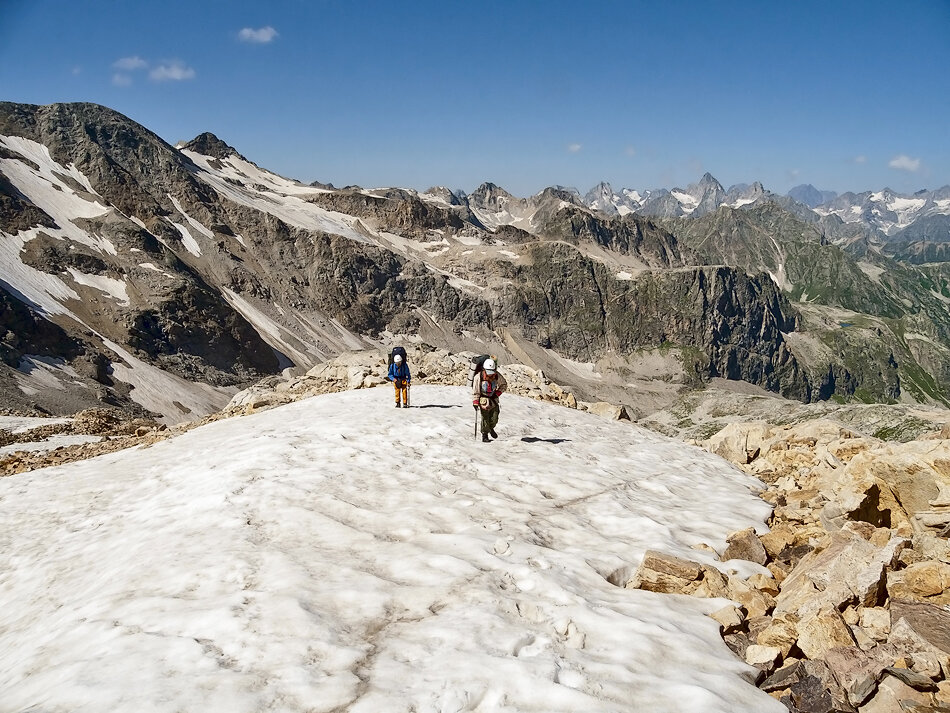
[
  {"left": 859, "top": 608, "right": 891, "bottom": 641},
  {"left": 774, "top": 531, "right": 906, "bottom": 618},
  {"left": 706, "top": 422, "right": 770, "bottom": 465},
  {"left": 709, "top": 604, "right": 744, "bottom": 634},
  {"left": 889, "top": 600, "right": 950, "bottom": 658},
  {"left": 760, "top": 524, "right": 797, "bottom": 559},
  {"left": 796, "top": 607, "right": 858, "bottom": 660},
  {"left": 582, "top": 401, "right": 631, "bottom": 420},
  {"left": 746, "top": 644, "right": 782, "bottom": 671},
  {"left": 757, "top": 618, "right": 799, "bottom": 658},
  {"left": 627, "top": 550, "right": 703, "bottom": 594},
  {"left": 858, "top": 673, "right": 934, "bottom": 712},
  {"left": 723, "top": 527, "right": 769, "bottom": 565},
  {"left": 785, "top": 660, "right": 855, "bottom": 713},
  {"left": 886, "top": 561, "right": 950, "bottom": 602},
  {"left": 824, "top": 645, "right": 901, "bottom": 707},
  {"left": 726, "top": 576, "right": 776, "bottom": 618}
]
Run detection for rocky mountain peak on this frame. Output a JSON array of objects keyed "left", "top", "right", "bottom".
[
  {"left": 697, "top": 172, "right": 723, "bottom": 190},
  {"left": 180, "top": 132, "right": 246, "bottom": 161},
  {"left": 787, "top": 184, "right": 838, "bottom": 208},
  {"left": 423, "top": 186, "right": 464, "bottom": 205}
]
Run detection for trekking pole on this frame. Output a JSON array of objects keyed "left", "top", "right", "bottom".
[{"left": 474, "top": 405, "right": 478, "bottom": 440}]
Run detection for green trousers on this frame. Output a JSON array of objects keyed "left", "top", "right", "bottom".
[{"left": 480, "top": 402, "right": 499, "bottom": 433}]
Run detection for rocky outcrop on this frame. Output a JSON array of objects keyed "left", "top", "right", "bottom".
[
  {"left": 305, "top": 190, "right": 466, "bottom": 239},
  {"left": 622, "top": 419, "right": 950, "bottom": 711},
  {"left": 179, "top": 132, "right": 246, "bottom": 161},
  {"left": 535, "top": 206, "right": 686, "bottom": 267}
]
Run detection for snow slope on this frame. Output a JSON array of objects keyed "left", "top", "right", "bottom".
[{"left": 0, "top": 386, "right": 781, "bottom": 712}]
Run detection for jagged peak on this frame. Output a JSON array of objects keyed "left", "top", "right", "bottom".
[
  {"left": 423, "top": 186, "right": 465, "bottom": 205},
  {"left": 697, "top": 172, "right": 722, "bottom": 188},
  {"left": 180, "top": 132, "right": 246, "bottom": 161},
  {"left": 470, "top": 182, "right": 513, "bottom": 200}
]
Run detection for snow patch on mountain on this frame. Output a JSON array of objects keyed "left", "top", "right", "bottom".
[
  {"left": 102, "top": 338, "right": 235, "bottom": 421},
  {"left": 0, "top": 386, "right": 781, "bottom": 712},
  {"left": 65, "top": 267, "right": 130, "bottom": 305},
  {"left": 0, "top": 135, "right": 115, "bottom": 254}
]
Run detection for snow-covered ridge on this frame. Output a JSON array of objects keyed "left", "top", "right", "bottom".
[{"left": 0, "top": 386, "right": 780, "bottom": 712}]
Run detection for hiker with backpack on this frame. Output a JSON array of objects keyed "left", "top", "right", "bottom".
[
  {"left": 387, "top": 347, "right": 411, "bottom": 408},
  {"left": 471, "top": 357, "right": 507, "bottom": 442}
]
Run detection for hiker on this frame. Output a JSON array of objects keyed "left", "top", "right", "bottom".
[
  {"left": 472, "top": 357, "right": 507, "bottom": 442},
  {"left": 387, "top": 352, "right": 411, "bottom": 408}
]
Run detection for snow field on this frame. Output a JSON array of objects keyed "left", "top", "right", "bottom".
[{"left": 0, "top": 386, "right": 782, "bottom": 712}]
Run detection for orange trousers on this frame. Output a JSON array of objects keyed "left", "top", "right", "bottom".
[{"left": 393, "top": 380, "right": 409, "bottom": 405}]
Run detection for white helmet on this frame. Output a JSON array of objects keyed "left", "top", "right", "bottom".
[
  {"left": 483, "top": 358, "right": 496, "bottom": 374},
  {"left": 394, "top": 354, "right": 403, "bottom": 363}
]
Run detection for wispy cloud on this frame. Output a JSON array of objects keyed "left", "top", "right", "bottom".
[
  {"left": 112, "top": 73, "right": 133, "bottom": 87},
  {"left": 238, "top": 26, "right": 278, "bottom": 43},
  {"left": 853, "top": 155, "right": 867, "bottom": 164},
  {"left": 888, "top": 154, "right": 921, "bottom": 172},
  {"left": 71, "top": 65, "right": 82, "bottom": 76},
  {"left": 624, "top": 146, "right": 636, "bottom": 158},
  {"left": 567, "top": 143, "right": 582, "bottom": 153},
  {"left": 113, "top": 56, "right": 148, "bottom": 71},
  {"left": 149, "top": 60, "right": 196, "bottom": 82}
]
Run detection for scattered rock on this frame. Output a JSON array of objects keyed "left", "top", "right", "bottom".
[{"left": 724, "top": 527, "right": 769, "bottom": 565}]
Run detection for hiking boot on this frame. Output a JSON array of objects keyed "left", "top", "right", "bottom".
[
  {"left": 489, "top": 429, "right": 498, "bottom": 439},
  {"left": 482, "top": 433, "right": 490, "bottom": 443},
  {"left": 395, "top": 402, "right": 401, "bottom": 408}
]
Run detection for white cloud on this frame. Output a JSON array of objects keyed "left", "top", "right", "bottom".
[
  {"left": 853, "top": 155, "right": 867, "bottom": 164},
  {"left": 238, "top": 26, "right": 278, "bottom": 43},
  {"left": 149, "top": 61, "right": 196, "bottom": 82},
  {"left": 113, "top": 56, "right": 148, "bottom": 71},
  {"left": 112, "top": 73, "right": 132, "bottom": 87},
  {"left": 624, "top": 145, "right": 636, "bottom": 158},
  {"left": 888, "top": 154, "right": 921, "bottom": 172},
  {"left": 567, "top": 143, "right": 582, "bottom": 153},
  {"left": 71, "top": 66, "right": 82, "bottom": 76}
]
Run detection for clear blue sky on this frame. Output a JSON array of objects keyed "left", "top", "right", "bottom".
[{"left": 2, "top": 0, "right": 948, "bottom": 197}]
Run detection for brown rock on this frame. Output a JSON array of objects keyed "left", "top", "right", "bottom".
[
  {"left": 796, "top": 607, "right": 858, "bottom": 660},
  {"left": 859, "top": 673, "right": 935, "bottom": 712},
  {"left": 889, "top": 600, "right": 950, "bottom": 657},
  {"left": 774, "top": 530, "right": 902, "bottom": 618},
  {"left": 693, "top": 565, "right": 731, "bottom": 599},
  {"left": 761, "top": 525, "right": 797, "bottom": 559},
  {"left": 727, "top": 577, "right": 776, "bottom": 618},
  {"left": 882, "top": 666, "right": 939, "bottom": 692},
  {"left": 824, "top": 645, "right": 900, "bottom": 707},
  {"left": 860, "top": 607, "right": 891, "bottom": 641},
  {"left": 746, "top": 644, "right": 782, "bottom": 672},
  {"left": 723, "top": 527, "right": 769, "bottom": 565},
  {"left": 709, "top": 604, "right": 744, "bottom": 634},
  {"left": 748, "top": 572, "right": 780, "bottom": 596},
  {"left": 628, "top": 550, "right": 703, "bottom": 594},
  {"left": 757, "top": 618, "right": 798, "bottom": 658}
]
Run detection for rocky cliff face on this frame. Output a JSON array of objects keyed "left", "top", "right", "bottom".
[{"left": 1, "top": 101, "right": 947, "bottom": 420}]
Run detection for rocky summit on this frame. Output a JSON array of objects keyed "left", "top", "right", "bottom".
[{"left": 1, "top": 100, "right": 949, "bottom": 427}]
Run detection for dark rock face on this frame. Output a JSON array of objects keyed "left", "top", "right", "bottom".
[
  {"left": 0, "top": 285, "right": 83, "bottom": 368},
  {"left": 492, "top": 242, "right": 813, "bottom": 400},
  {"left": 305, "top": 190, "right": 465, "bottom": 239},
  {"left": 536, "top": 208, "right": 686, "bottom": 267},
  {"left": 0, "top": 171, "right": 55, "bottom": 234},
  {"left": 180, "top": 132, "right": 245, "bottom": 161}
]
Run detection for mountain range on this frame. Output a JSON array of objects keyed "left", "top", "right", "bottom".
[{"left": 1, "top": 101, "right": 949, "bottom": 422}]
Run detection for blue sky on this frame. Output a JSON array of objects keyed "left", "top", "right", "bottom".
[{"left": 1, "top": 0, "right": 948, "bottom": 197}]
